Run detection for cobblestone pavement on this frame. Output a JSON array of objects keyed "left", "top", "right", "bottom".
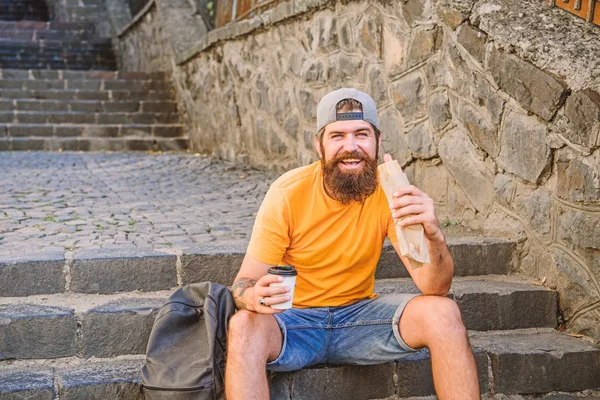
[{"left": 0, "top": 152, "right": 278, "bottom": 259}]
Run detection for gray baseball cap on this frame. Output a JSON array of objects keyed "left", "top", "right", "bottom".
[{"left": 316, "top": 88, "right": 379, "bottom": 132}]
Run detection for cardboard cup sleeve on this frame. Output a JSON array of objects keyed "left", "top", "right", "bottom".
[{"left": 378, "top": 160, "right": 430, "bottom": 270}]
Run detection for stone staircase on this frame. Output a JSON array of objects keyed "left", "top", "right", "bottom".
[
  {"left": 0, "top": 20, "right": 115, "bottom": 70},
  {"left": 0, "top": 69, "right": 188, "bottom": 152},
  {"left": 0, "top": 237, "right": 599, "bottom": 399},
  {"left": 0, "top": 5, "right": 188, "bottom": 152}
]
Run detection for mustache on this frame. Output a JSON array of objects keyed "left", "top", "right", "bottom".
[{"left": 331, "top": 150, "right": 372, "bottom": 163}]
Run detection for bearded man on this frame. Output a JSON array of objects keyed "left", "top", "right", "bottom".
[{"left": 226, "top": 88, "right": 480, "bottom": 399}]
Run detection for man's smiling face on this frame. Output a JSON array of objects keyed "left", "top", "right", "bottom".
[{"left": 314, "top": 117, "right": 381, "bottom": 204}]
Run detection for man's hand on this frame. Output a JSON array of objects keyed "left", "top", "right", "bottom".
[
  {"left": 231, "top": 274, "right": 291, "bottom": 314},
  {"left": 383, "top": 153, "right": 442, "bottom": 241}
]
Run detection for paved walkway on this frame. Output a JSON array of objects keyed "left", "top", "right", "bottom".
[{"left": 0, "top": 151, "right": 278, "bottom": 260}]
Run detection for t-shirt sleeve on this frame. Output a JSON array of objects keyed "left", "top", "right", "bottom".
[
  {"left": 386, "top": 212, "right": 399, "bottom": 244},
  {"left": 246, "top": 185, "right": 291, "bottom": 265}
]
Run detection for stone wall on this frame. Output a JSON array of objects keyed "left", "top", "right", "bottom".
[
  {"left": 116, "top": 0, "right": 208, "bottom": 71},
  {"left": 116, "top": 1, "right": 175, "bottom": 72},
  {"left": 109, "top": 0, "right": 600, "bottom": 342}
]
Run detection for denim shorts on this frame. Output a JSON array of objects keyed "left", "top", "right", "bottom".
[{"left": 266, "top": 293, "right": 420, "bottom": 372}]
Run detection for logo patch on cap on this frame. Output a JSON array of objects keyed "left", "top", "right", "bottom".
[{"left": 336, "top": 112, "right": 364, "bottom": 121}]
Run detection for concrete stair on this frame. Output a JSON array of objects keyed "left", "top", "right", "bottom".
[
  {"left": 0, "top": 0, "right": 50, "bottom": 22},
  {"left": 0, "top": 237, "right": 599, "bottom": 398},
  {"left": 0, "top": 17, "right": 115, "bottom": 70},
  {"left": 0, "top": 69, "right": 188, "bottom": 152}
]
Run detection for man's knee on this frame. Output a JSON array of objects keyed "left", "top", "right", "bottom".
[
  {"left": 410, "top": 296, "right": 467, "bottom": 339},
  {"left": 228, "top": 311, "right": 282, "bottom": 359}
]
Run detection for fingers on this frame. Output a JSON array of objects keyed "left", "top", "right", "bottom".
[
  {"left": 256, "top": 274, "right": 284, "bottom": 287},
  {"left": 393, "top": 185, "right": 424, "bottom": 198},
  {"left": 384, "top": 153, "right": 393, "bottom": 163},
  {"left": 253, "top": 274, "right": 293, "bottom": 314},
  {"left": 254, "top": 284, "right": 290, "bottom": 298},
  {"left": 391, "top": 204, "right": 427, "bottom": 219}
]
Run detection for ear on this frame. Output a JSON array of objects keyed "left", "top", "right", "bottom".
[{"left": 314, "top": 135, "right": 322, "bottom": 159}]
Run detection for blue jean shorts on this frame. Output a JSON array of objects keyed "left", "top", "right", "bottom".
[{"left": 266, "top": 293, "right": 420, "bottom": 372}]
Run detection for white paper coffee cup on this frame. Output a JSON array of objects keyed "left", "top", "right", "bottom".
[{"left": 268, "top": 266, "right": 297, "bottom": 310}]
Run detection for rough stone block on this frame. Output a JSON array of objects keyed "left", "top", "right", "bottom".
[
  {"left": 180, "top": 251, "right": 244, "bottom": 285},
  {"left": 452, "top": 279, "right": 557, "bottom": 330},
  {"left": 289, "top": 363, "right": 396, "bottom": 400},
  {"left": 376, "top": 237, "right": 515, "bottom": 278},
  {"left": 80, "top": 298, "right": 165, "bottom": 358},
  {"left": 57, "top": 361, "right": 144, "bottom": 400},
  {"left": 378, "top": 107, "right": 412, "bottom": 166},
  {"left": 269, "top": 372, "right": 292, "bottom": 400},
  {"left": 438, "top": 127, "right": 495, "bottom": 213},
  {"left": 0, "top": 252, "right": 65, "bottom": 296},
  {"left": 407, "top": 121, "right": 437, "bottom": 158},
  {"left": 0, "top": 304, "right": 77, "bottom": 359},
  {"left": 71, "top": 249, "right": 177, "bottom": 294},
  {"left": 407, "top": 26, "right": 440, "bottom": 68},
  {"left": 564, "top": 89, "right": 600, "bottom": 149},
  {"left": 382, "top": 18, "right": 409, "bottom": 76},
  {"left": 498, "top": 110, "right": 550, "bottom": 183},
  {"left": 556, "top": 148, "right": 600, "bottom": 204},
  {"left": 557, "top": 207, "right": 600, "bottom": 250},
  {"left": 514, "top": 188, "right": 552, "bottom": 238},
  {"left": 0, "top": 369, "right": 54, "bottom": 400},
  {"left": 395, "top": 348, "right": 488, "bottom": 396},
  {"left": 454, "top": 97, "right": 499, "bottom": 157},
  {"left": 489, "top": 48, "right": 567, "bottom": 122},
  {"left": 470, "top": 330, "right": 600, "bottom": 394},
  {"left": 11, "top": 138, "right": 44, "bottom": 151},
  {"left": 392, "top": 71, "right": 427, "bottom": 121},
  {"left": 447, "top": 237, "right": 515, "bottom": 276},
  {"left": 375, "top": 276, "right": 556, "bottom": 330},
  {"left": 428, "top": 90, "right": 451, "bottom": 131}
]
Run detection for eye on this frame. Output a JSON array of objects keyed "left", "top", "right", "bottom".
[
  {"left": 331, "top": 134, "right": 342, "bottom": 139},
  {"left": 358, "top": 132, "right": 369, "bottom": 137}
]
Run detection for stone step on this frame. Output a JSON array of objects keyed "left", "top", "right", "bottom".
[
  {"left": 0, "top": 59, "right": 117, "bottom": 71},
  {"left": 0, "top": 291, "right": 170, "bottom": 359},
  {"left": 0, "top": 99, "right": 177, "bottom": 113},
  {"left": 0, "top": 38, "right": 112, "bottom": 48},
  {"left": 0, "top": 123, "right": 184, "bottom": 138},
  {"left": 0, "top": 357, "right": 145, "bottom": 399},
  {"left": 0, "top": 330, "right": 599, "bottom": 399},
  {"left": 0, "top": 78, "right": 171, "bottom": 91},
  {"left": 0, "top": 238, "right": 516, "bottom": 297},
  {"left": 376, "top": 237, "right": 516, "bottom": 279},
  {"left": 0, "top": 21, "right": 93, "bottom": 31},
  {"left": 271, "top": 329, "right": 600, "bottom": 398},
  {"left": 375, "top": 275, "right": 558, "bottom": 331},
  {"left": 0, "top": 68, "right": 169, "bottom": 80},
  {"left": 0, "top": 88, "right": 175, "bottom": 101},
  {"left": 0, "top": 277, "right": 557, "bottom": 360},
  {"left": 0, "top": 111, "right": 179, "bottom": 124},
  {"left": 0, "top": 28, "right": 96, "bottom": 41},
  {"left": 0, "top": 136, "right": 189, "bottom": 152}
]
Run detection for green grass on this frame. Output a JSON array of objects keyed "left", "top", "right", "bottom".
[{"left": 42, "top": 215, "right": 56, "bottom": 222}]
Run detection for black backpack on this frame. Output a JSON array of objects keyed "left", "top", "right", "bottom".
[{"left": 142, "top": 282, "right": 236, "bottom": 399}]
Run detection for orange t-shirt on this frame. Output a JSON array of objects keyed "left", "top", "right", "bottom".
[{"left": 246, "top": 161, "right": 398, "bottom": 308}]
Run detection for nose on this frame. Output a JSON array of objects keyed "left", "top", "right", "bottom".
[{"left": 342, "top": 134, "right": 358, "bottom": 153}]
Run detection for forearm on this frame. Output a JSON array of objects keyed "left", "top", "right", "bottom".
[
  {"left": 230, "top": 277, "right": 257, "bottom": 311},
  {"left": 417, "top": 230, "right": 454, "bottom": 295}
]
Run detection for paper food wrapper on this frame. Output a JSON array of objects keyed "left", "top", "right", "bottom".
[{"left": 378, "top": 160, "right": 430, "bottom": 270}]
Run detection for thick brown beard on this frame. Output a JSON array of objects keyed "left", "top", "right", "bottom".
[{"left": 321, "top": 147, "right": 379, "bottom": 205}]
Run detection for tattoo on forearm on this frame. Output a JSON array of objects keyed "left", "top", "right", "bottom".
[{"left": 231, "top": 278, "right": 256, "bottom": 310}]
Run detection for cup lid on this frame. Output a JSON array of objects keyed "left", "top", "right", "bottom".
[{"left": 268, "top": 266, "right": 297, "bottom": 276}]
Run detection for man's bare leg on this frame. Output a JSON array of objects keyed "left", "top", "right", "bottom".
[
  {"left": 225, "top": 310, "right": 283, "bottom": 400},
  {"left": 399, "top": 296, "right": 480, "bottom": 400}
]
